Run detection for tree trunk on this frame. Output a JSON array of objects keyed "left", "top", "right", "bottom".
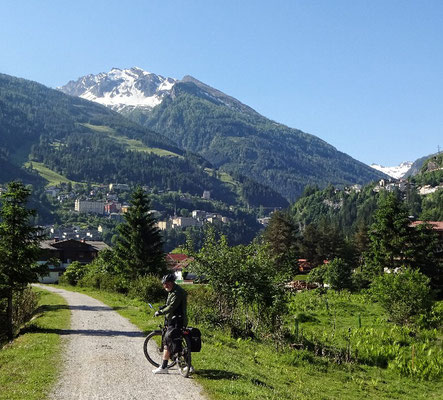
[{"left": 6, "top": 286, "right": 13, "bottom": 341}]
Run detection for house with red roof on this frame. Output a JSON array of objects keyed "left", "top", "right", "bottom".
[{"left": 166, "top": 253, "right": 195, "bottom": 281}]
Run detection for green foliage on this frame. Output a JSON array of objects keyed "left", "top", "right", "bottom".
[
  {"left": 188, "top": 226, "right": 287, "bottom": 337},
  {"left": 366, "top": 192, "right": 413, "bottom": 276},
  {"left": 114, "top": 187, "right": 166, "bottom": 279},
  {"left": 290, "top": 155, "right": 442, "bottom": 244},
  {"left": 0, "top": 181, "right": 46, "bottom": 340},
  {"left": 263, "top": 210, "right": 299, "bottom": 278},
  {"left": 127, "top": 275, "right": 164, "bottom": 303},
  {"left": 306, "top": 264, "right": 329, "bottom": 287},
  {"left": 370, "top": 268, "right": 434, "bottom": 325},
  {"left": 412, "top": 153, "right": 443, "bottom": 187},
  {"left": 325, "top": 258, "right": 353, "bottom": 291},
  {"left": 0, "top": 287, "right": 38, "bottom": 344},
  {"left": 59, "top": 261, "right": 88, "bottom": 286},
  {"left": 420, "top": 189, "right": 443, "bottom": 220},
  {"left": 365, "top": 193, "right": 442, "bottom": 295},
  {"left": 288, "top": 290, "right": 443, "bottom": 381}
]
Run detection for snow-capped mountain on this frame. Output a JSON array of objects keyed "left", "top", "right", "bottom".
[
  {"left": 59, "top": 67, "right": 260, "bottom": 117},
  {"left": 58, "top": 67, "right": 177, "bottom": 112},
  {"left": 370, "top": 161, "right": 413, "bottom": 179}
]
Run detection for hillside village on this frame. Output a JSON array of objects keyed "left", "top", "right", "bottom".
[{"left": 28, "top": 182, "right": 237, "bottom": 242}]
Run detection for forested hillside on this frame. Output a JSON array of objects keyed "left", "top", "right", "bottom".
[
  {"left": 126, "top": 78, "right": 386, "bottom": 201},
  {"left": 0, "top": 73, "right": 287, "bottom": 208},
  {"left": 291, "top": 153, "right": 443, "bottom": 234}
]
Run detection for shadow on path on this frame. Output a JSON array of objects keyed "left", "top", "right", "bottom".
[
  {"left": 22, "top": 326, "right": 145, "bottom": 338},
  {"left": 37, "top": 304, "right": 126, "bottom": 312}
]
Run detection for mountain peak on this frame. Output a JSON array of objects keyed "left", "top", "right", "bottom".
[
  {"left": 179, "top": 75, "right": 260, "bottom": 117},
  {"left": 58, "top": 67, "right": 177, "bottom": 112},
  {"left": 370, "top": 161, "right": 413, "bottom": 179}
]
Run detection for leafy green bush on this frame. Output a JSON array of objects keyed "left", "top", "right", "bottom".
[
  {"left": 60, "top": 261, "right": 89, "bottom": 286},
  {"left": 127, "top": 275, "right": 164, "bottom": 302},
  {"left": 99, "top": 274, "right": 129, "bottom": 294},
  {"left": 307, "top": 264, "right": 328, "bottom": 287},
  {"left": 371, "top": 267, "right": 434, "bottom": 325},
  {"left": 77, "top": 269, "right": 102, "bottom": 289},
  {"left": 186, "top": 285, "right": 218, "bottom": 326},
  {"left": 188, "top": 227, "right": 287, "bottom": 338},
  {"left": 325, "top": 258, "right": 353, "bottom": 291}
]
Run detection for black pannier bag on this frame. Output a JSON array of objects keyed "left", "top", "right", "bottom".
[
  {"left": 165, "top": 327, "right": 182, "bottom": 354},
  {"left": 187, "top": 327, "right": 202, "bottom": 352}
]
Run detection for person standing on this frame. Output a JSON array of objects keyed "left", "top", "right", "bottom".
[{"left": 152, "top": 273, "right": 191, "bottom": 374}]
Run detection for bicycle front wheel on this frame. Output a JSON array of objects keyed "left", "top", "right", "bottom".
[
  {"left": 143, "top": 331, "right": 176, "bottom": 368},
  {"left": 177, "top": 335, "right": 192, "bottom": 377}
]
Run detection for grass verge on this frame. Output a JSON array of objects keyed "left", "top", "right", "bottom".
[
  {"left": 0, "top": 287, "right": 70, "bottom": 400},
  {"left": 56, "top": 284, "right": 443, "bottom": 400}
]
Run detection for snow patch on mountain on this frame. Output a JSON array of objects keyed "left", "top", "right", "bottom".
[
  {"left": 370, "top": 161, "right": 413, "bottom": 179},
  {"left": 58, "top": 67, "right": 177, "bottom": 112}
]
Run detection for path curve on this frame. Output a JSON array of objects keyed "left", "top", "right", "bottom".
[{"left": 35, "top": 285, "right": 206, "bottom": 400}]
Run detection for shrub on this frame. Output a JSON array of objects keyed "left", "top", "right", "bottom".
[
  {"left": 77, "top": 269, "right": 102, "bottom": 289},
  {"left": 128, "top": 275, "right": 164, "bottom": 302},
  {"left": 371, "top": 267, "right": 434, "bottom": 325},
  {"left": 186, "top": 285, "right": 219, "bottom": 326},
  {"left": 325, "top": 258, "right": 353, "bottom": 291},
  {"left": 99, "top": 274, "right": 129, "bottom": 294},
  {"left": 307, "top": 264, "right": 328, "bottom": 287},
  {"left": 60, "top": 261, "right": 89, "bottom": 286}
]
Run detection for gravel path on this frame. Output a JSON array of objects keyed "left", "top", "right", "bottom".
[{"left": 35, "top": 285, "right": 206, "bottom": 400}]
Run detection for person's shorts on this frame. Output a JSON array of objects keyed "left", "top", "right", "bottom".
[{"left": 164, "top": 326, "right": 182, "bottom": 354}]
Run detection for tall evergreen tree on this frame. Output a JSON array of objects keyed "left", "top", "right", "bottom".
[
  {"left": 366, "top": 192, "right": 413, "bottom": 277},
  {"left": 114, "top": 187, "right": 166, "bottom": 278},
  {"left": 263, "top": 210, "right": 299, "bottom": 277},
  {"left": 0, "top": 181, "right": 46, "bottom": 340}
]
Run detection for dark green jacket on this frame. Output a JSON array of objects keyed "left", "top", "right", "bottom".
[{"left": 158, "top": 283, "right": 188, "bottom": 326}]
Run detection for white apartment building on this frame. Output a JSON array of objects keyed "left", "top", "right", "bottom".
[
  {"left": 75, "top": 199, "right": 105, "bottom": 215},
  {"left": 172, "top": 217, "right": 202, "bottom": 228}
]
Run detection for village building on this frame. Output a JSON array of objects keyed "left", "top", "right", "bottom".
[
  {"left": 108, "top": 183, "right": 130, "bottom": 191},
  {"left": 165, "top": 253, "right": 195, "bottom": 281},
  {"left": 104, "top": 202, "right": 122, "bottom": 214},
  {"left": 38, "top": 238, "right": 110, "bottom": 283},
  {"left": 75, "top": 199, "right": 105, "bottom": 215}
]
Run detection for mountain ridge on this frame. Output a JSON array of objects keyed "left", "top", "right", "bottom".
[
  {"left": 0, "top": 72, "right": 288, "bottom": 208},
  {"left": 59, "top": 67, "right": 387, "bottom": 201}
]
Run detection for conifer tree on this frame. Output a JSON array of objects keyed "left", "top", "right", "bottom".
[
  {"left": 366, "top": 192, "right": 413, "bottom": 277},
  {"left": 0, "top": 181, "right": 46, "bottom": 340},
  {"left": 114, "top": 187, "right": 166, "bottom": 278},
  {"left": 263, "top": 210, "right": 299, "bottom": 277}
]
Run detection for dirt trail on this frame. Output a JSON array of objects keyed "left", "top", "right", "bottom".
[{"left": 35, "top": 285, "right": 206, "bottom": 400}]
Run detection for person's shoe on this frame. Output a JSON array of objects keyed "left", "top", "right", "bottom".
[
  {"left": 183, "top": 365, "right": 195, "bottom": 374},
  {"left": 152, "top": 366, "right": 169, "bottom": 374}
]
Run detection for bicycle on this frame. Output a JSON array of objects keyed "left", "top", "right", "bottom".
[{"left": 143, "top": 304, "right": 192, "bottom": 377}]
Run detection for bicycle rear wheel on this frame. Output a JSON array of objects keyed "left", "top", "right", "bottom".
[
  {"left": 143, "top": 331, "right": 176, "bottom": 368},
  {"left": 177, "top": 335, "right": 192, "bottom": 377}
]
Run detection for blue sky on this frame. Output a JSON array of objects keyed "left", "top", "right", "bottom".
[{"left": 1, "top": 0, "right": 442, "bottom": 166}]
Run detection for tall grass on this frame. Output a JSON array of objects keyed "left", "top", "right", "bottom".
[{"left": 0, "top": 288, "right": 70, "bottom": 400}]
